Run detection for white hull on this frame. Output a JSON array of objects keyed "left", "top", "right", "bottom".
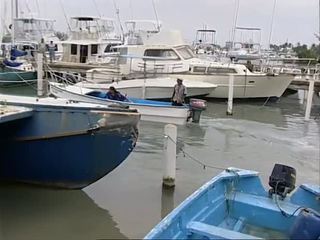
[
  {"left": 167, "top": 74, "right": 293, "bottom": 98},
  {"left": 77, "top": 78, "right": 217, "bottom": 99},
  {"left": 50, "top": 83, "right": 190, "bottom": 125}
]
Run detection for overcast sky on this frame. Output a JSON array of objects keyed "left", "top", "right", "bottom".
[{"left": 14, "top": 0, "right": 320, "bottom": 47}]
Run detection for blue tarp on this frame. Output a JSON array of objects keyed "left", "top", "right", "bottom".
[
  {"left": 3, "top": 59, "right": 23, "bottom": 68},
  {"left": 10, "top": 48, "right": 27, "bottom": 58}
]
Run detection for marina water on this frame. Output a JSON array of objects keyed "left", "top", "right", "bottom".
[{"left": 0, "top": 86, "right": 319, "bottom": 239}]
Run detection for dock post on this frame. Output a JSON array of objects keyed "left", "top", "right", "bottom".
[
  {"left": 305, "top": 76, "right": 315, "bottom": 121},
  {"left": 227, "top": 75, "right": 234, "bottom": 115},
  {"left": 37, "top": 53, "right": 44, "bottom": 97},
  {"left": 142, "top": 60, "right": 146, "bottom": 99},
  {"left": 163, "top": 124, "right": 177, "bottom": 188}
]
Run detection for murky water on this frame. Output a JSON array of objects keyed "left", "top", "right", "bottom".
[{"left": 0, "top": 87, "right": 319, "bottom": 239}]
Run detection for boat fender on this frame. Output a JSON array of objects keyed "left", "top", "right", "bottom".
[{"left": 289, "top": 208, "right": 320, "bottom": 240}]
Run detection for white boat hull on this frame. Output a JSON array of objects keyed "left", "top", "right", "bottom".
[
  {"left": 168, "top": 74, "right": 293, "bottom": 98},
  {"left": 79, "top": 77, "right": 217, "bottom": 99},
  {"left": 50, "top": 83, "right": 190, "bottom": 125}
]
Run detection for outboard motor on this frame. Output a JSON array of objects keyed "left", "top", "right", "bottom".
[
  {"left": 189, "top": 98, "right": 207, "bottom": 123},
  {"left": 269, "top": 164, "right": 296, "bottom": 198}
]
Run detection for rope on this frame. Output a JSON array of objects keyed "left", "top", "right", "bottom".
[
  {"left": 165, "top": 134, "right": 227, "bottom": 171},
  {"left": 2, "top": 70, "right": 38, "bottom": 90},
  {"left": 262, "top": 96, "right": 271, "bottom": 106}
]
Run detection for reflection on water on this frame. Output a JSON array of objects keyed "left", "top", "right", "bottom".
[
  {"left": 0, "top": 87, "right": 319, "bottom": 239},
  {"left": 161, "top": 187, "right": 175, "bottom": 219},
  {"left": 0, "top": 183, "right": 127, "bottom": 240},
  {"left": 0, "top": 85, "right": 37, "bottom": 96}
]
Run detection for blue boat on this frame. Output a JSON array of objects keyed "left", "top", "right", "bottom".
[
  {"left": 0, "top": 94, "right": 140, "bottom": 189},
  {"left": 50, "top": 82, "right": 199, "bottom": 125},
  {"left": 145, "top": 165, "right": 320, "bottom": 239}
]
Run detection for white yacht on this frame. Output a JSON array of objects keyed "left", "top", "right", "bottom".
[
  {"left": 115, "top": 27, "right": 293, "bottom": 99},
  {"left": 61, "top": 16, "right": 122, "bottom": 64}
]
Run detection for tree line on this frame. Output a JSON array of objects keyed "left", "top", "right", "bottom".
[{"left": 270, "top": 42, "right": 320, "bottom": 59}]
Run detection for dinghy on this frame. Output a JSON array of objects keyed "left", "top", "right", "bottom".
[
  {"left": 145, "top": 164, "right": 320, "bottom": 239},
  {"left": 50, "top": 82, "right": 198, "bottom": 125}
]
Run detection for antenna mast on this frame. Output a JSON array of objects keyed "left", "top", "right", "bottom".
[
  {"left": 152, "top": 0, "right": 160, "bottom": 31},
  {"left": 112, "top": 0, "right": 124, "bottom": 41},
  {"left": 268, "top": 0, "right": 277, "bottom": 49},
  {"left": 59, "top": 0, "right": 71, "bottom": 31},
  {"left": 231, "top": 0, "right": 240, "bottom": 49}
]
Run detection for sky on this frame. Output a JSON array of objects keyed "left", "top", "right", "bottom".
[{"left": 8, "top": 0, "right": 320, "bottom": 47}]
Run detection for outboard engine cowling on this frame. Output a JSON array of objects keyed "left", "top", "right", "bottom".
[
  {"left": 189, "top": 98, "right": 207, "bottom": 123},
  {"left": 269, "top": 164, "right": 296, "bottom": 198}
]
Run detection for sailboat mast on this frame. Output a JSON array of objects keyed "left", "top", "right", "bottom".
[
  {"left": 268, "top": 0, "right": 277, "bottom": 49},
  {"left": 11, "top": 0, "right": 15, "bottom": 45}
]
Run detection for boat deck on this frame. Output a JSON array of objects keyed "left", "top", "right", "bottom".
[{"left": 0, "top": 105, "right": 33, "bottom": 124}]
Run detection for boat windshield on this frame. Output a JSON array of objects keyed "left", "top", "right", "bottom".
[
  {"left": 144, "top": 49, "right": 179, "bottom": 60},
  {"left": 175, "top": 46, "right": 195, "bottom": 60}
]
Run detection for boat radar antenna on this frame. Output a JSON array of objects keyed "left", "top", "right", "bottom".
[{"left": 152, "top": 0, "right": 161, "bottom": 32}]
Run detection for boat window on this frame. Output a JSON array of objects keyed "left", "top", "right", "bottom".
[
  {"left": 208, "top": 67, "right": 237, "bottom": 74},
  {"left": 193, "top": 66, "right": 206, "bottom": 73},
  {"left": 104, "top": 44, "right": 119, "bottom": 53},
  {"left": 91, "top": 44, "right": 98, "bottom": 54},
  {"left": 175, "top": 46, "right": 195, "bottom": 60},
  {"left": 144, "top": 49, "right": 179, "bottom": 60},
  {"left": 71, "top": 44, "right": 77, "bottom": 55}
]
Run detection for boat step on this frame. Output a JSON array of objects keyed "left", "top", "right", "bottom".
[{"left": 187, "top": 221, "right": 262, "bottom": 240}]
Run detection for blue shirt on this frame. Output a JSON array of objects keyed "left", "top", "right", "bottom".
[{"left": 106, "top": 91, "right": 128, "bottom": 101}]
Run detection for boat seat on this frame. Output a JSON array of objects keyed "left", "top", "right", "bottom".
[{"left": 187, "top": 221, "right": 262, "bottom": 240}]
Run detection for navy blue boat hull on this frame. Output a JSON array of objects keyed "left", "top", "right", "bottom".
[
  {"left": 0, "top": 105, "right": 139, "bottom": 189},
  {"left": 1, "top": 131, "right": 135, "bottom": 189}
]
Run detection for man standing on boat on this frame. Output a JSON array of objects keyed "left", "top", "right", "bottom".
[
  {"left": 48, "top": 41, "right": 56, "bottom": 63},
  {"left": 172, "top": 78, "right": 187, "bottom": 106}
]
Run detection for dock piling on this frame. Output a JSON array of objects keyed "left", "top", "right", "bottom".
[
  {"left": 163, "top": 124, "right": 177, "bottom": 188},
  {"left": 227, "top": 75, "right": 234, "bottom": 115},
  {"left": 37, "top": 53, "right": 44, "bottom": 97}
]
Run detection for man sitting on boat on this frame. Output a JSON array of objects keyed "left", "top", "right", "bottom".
[
  {"left": 172, "top": 78, "right": 187, "bottom": 106},
  {"left": 106, "top": 86, "right": 128, "bottom": 101}
]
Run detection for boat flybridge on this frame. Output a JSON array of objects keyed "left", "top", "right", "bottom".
[
  {"left": 11, "top": 17, "right": 63, "bottom": 58},
  {"left": 124, "top": 19, "right": 161, "bottom": 45},
  {"left": 227, "top": 26, "right": 262, "bottom": 61},
  {"left": 115, "top": 30, "right": 293, "bottom": 98},
  {"left": 193, "top": 29, "right": 217, "bottom": 55},
  {"left": 61, "top": 16, "right": 122, "bottom": 64}
]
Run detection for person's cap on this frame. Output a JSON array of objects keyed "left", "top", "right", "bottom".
[
  {"left": 177, "top": 78, "right": 183, "bottom": 82},
  {"left": 109, "top": 86, "right": 116, "bottom": 91}
]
